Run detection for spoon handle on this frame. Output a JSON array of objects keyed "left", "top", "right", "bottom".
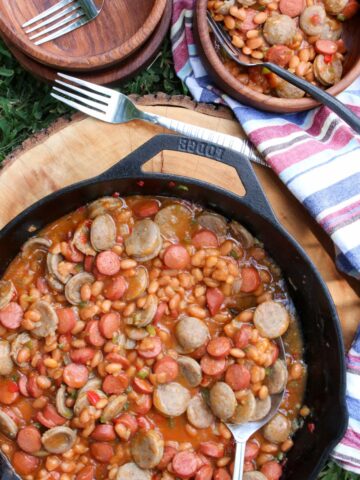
[
  {"left": 232, "top": 440, "right": 246, "bottom": 480},
  {"left": 263, "top": 61, "right": 360, "bottom": 134}
]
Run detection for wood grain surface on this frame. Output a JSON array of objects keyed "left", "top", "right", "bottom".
[
  {"left": 1, "top": 96, "right": 359, "bottom": 348},
  {"left": 194, "top": 0, "right": 360, "bottom": 112},
  {"left": 0, "top": 1, "right": 172, "bottom": 86},
  {"left": 0, "top": 0, "right": 166, "bottom": 71}
]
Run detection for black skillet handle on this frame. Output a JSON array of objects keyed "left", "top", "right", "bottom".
[{"left": 99, "top": 134, "right": 277, "bottom": 223}]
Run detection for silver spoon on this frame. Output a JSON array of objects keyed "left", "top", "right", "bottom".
[
  {"left": 227, "top": 338, "right": 286, "bottom": 480},
  {"left": 207, "top": 11, "right": 360, "bottom": 135}
]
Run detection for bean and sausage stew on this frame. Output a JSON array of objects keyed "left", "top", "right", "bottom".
[
  {"left": 0, "top": 196, "right": 308, "bottom": 480},
  {"left": 208, "top": 0, "right": 358, "bottom": 98}
]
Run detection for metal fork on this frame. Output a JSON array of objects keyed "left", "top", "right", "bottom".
[
  {"left": 207, "top": 12, "right": 360, "bottom": 134},
  {"left": 51, "top": 73, "right": 264, "bottom": 164},
  {"left": 21, "top": 0, "right": 104, "bottom": 46},
  {"left": 227, "top": 338, "right": 286, "bottom": 480}
]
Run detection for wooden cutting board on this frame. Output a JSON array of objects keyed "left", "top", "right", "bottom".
[
  {"left": 0, "top": 0, "right": 166, "bottom": 71},
  {"left": 1, "top": 95, "right": 359, "bottom": 349}
]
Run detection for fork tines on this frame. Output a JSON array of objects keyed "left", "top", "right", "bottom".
[
  {"left": 21, "top": 0, "right": 86, "bottom": 46},
  {"left": 51, "top": 73, "right": 114, "bottom": 121}
]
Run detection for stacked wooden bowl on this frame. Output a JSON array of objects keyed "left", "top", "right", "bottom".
[{"left": 0, "top": 0, "right": 172, "bottom": 85}]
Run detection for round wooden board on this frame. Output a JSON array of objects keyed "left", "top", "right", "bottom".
[
  {"left": 0, "top": 0, "right": 166, "bottom": 71},
  {"left": 0, "top": 1, "right": 172, "bottom": 86},
  {"left": 2, "top": 95, "right": 359, "bottom": 349}
]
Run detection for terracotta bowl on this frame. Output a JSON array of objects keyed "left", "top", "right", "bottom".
[{"left": 194, "top": 0, "right": 360, "bottom": 113}]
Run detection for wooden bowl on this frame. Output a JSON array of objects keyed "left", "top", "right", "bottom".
[
  {"left": 194, "top": 0, "right": 360, "bottom": 113},
  {"left": 0, "top": 1, "right": 172, "bottom": 86},
  {"left": 0, "top": 0, "right": 166, "bottom": 72}
]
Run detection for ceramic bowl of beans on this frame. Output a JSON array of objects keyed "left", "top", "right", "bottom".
[{"left": 195, "top": 0, "right": 360, "bottom": 112}]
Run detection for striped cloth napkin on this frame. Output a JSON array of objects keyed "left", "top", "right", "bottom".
[
  {"left": 171, "top": 0, "right": 360, "bottom": 281},
  {"left": 171, "top": 0, "right": 360, "bottom": 474},
  {"left": 332, "top": 328, "right": 360, "bottom": 474}
]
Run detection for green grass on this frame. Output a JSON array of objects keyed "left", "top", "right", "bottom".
[{"left": 0, "top": 36, "right": 359, "bottom": 480}]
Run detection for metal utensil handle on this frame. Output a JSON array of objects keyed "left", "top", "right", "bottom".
[
  {"left": 100, "top": 134, "right": 277, "bottom": 223},
  {"left": 264, "top": 62, "right": 360, "bottom": 135},
  {"left": 141, "top": 111, "right": 264, "bottom": 164},
  {"left": 233, "top": 441, "right": 246, "bottom": 480}
]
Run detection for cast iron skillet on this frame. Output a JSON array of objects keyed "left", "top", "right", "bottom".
[{"left": 0, "top": 134, "right": 347, "bottom": 480}]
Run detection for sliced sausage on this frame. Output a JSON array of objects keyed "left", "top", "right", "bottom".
[
  {"left": 155, "top": 204, "right": 192, "bottom": 242},
  {"left": 225, "top": 364, "right": 251, "bottom": 391},
  {"left": 104, "top": 276, "right": 128, "bottom": 301},
  {"left": 253, "top": 301, "right": 290, "bottom": 338},
  {"left": 199, "top": 442, "right": 224, "bottom": 458},
  {"left": 0, "top": 410, "right": 18, "bottom": 439},
  {"left": 231, "top": 391, "right": 256, "bottom": 424},
  {"left": 206, "top": 288, "right": 225, "bottom": 316},
  {"left": 314, "top": 55, "right": 343, "bottom": 86},
  {"left": 192, "top": 230, "right": 219, "bottom": 248},
  {"left": 0, "top": 379, "right": 19, "bottom": 404},
  {"left": 85, "top": 320, "right": 106, "bottom": 347},
  {"left": 197, "top": 212, "right": 228, "bottom": 237},
  {"left": 175, "top": 316, "right": 209, "bottom": 353},
  {"left": 300, "top": 6, "right": 326, "bottom": 35},
  {"left": 263, "top": 413, "right": 291, "bottom": 443},
  {"left": 261, "top": 461, "right": 283, "bottom": 480},
  {"left": 42, "top": 426, "right": 76, "bottom": 454},
  {"left": 96, "top": 251, "right": 121, "bottom": 276},
  {"left": 57, "top": 307, "right": 77, "bottom": 334},
  {"left": 158, "top": 446, "right": 178, "bottom": 470},
  {"left": 201, "top": 355, "right": 227, "bottom": 376},
  {"left": 196, "top": 465, "right": 214, "bottom": 480},
  {"left": 88, "top": 196, "right": 124, "bottom": 219},
  {"left": 99, "top": 312, "right": 121, "bottom": 339},
  {"left": 65, "top": 273, "right": 95, "bottom": 306},
  {"left": 214, "top": 468, "right": 231, "bottom": 480},
  {"left": 153, "top": 382, "right": 191, "bottom": 417},
  {"left": 187, "top": 395, "right": 214, "bottom": 429},
  {"left": 12, "top": 451, "right": 40, "bottom": 475},
  {"left": 263, "top": 15, "right": 296, "bottom": 45},
  {"left": 251, "top": 396, "right": 272, "bottom": 422},
  {"left": 243, "top": 473, "right": 267, "bottom": 480},
  {"left": 17, "top": 426, "right": 42, "bottom": 454},
  {"left": 0, "top": 340, "right": 14, "bottom": 375},
  {"left": 240, "top": 267, "right": 261, "bottom": 293},
  {"left": 63, "top": 363, "right": 89, "bottom": 388},
  {"left": 207, "top": 336, "right": 231, "bottom": 358},
  {"left": 276, "top": 80, "right": 306, "bottom": 99},
  {"left": 90, "top": 442, "right": 114, "bottom": 463},
  {"left": 125, "top": 219, "right": 162, "bottom": 262},
  {"left": 101, "top": 394, "right": 128, "bottom": 422},
  {"left": 73, "top": 221, "right": 96, "bottom": 256},
  {"left": 315, "top": 39, "right": 338, "bottom": 55},
  {"left": 320, "top": 18, "right": 343, "bottom": 41},
  {"left": 233, "top": 325, "right": 252, "bottom": 349},
  {"left": 133, "top": 378, "right": 153, "bottom": 394},
  {"left": 238, "top": 8, "right": 257, "bottom": 31},
  {"left": 0, "top": 302, "right": 23, "bottom": 329},
  {"left": 172, "top": 451, "right": 198, "bottom": 479},
  {"left": 229, "top": 221, "right": 254, "bottom": 249},
  {"left": 154, "top": 356, "right": 179, "bottom": 383},
  {"left": 90, "top": 214, "right": 116, "bottom": 251},
  {"left": 163, "top": 244, "right": 190, "bottom": 270},
  {"left": 131, "top": 295, "right": 158, "bottom": 328},
  {"left": 123, "top": 267, "right": 148, "bottom": 301},
  {"left": 103, "top": 374, "right": 129, "bottom": 395},
  {"left": 245, "top": 441, "right": 260, "bottom": 461},
  {"left": 91, "top": 425, "right": 116, "bottom": 442},
  {"left": 70, "top": 347, "right": 95, "bottom": 364},
  {"left": 133, "top": 199, "right": 160, "bottom": 218},
  {"left": 265, "top": 45, "right": 292, "bottom": 67},
  {"left": 178, "top": 356, "right": 202, "bottom": 387},
  {"left": 137, "top": 336, "right": 162, "bottom": 359},
  {"left": 131, "top": 430, "right": 164, "bottom": 469},
  {"left": 209, "top": 382, "right": 237, "bottom": 421},
  {"left": 279, "top": 0, "right": 305, "bottom": 16},
  {"left": 76, "top": 465, "right": 95, "bottom": 480},
  {"left": 116, "top": 462, "right": 152, "bottom": 480},
  {"left": 266, "top": 359, "right": 288, "bottom": 394}
]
